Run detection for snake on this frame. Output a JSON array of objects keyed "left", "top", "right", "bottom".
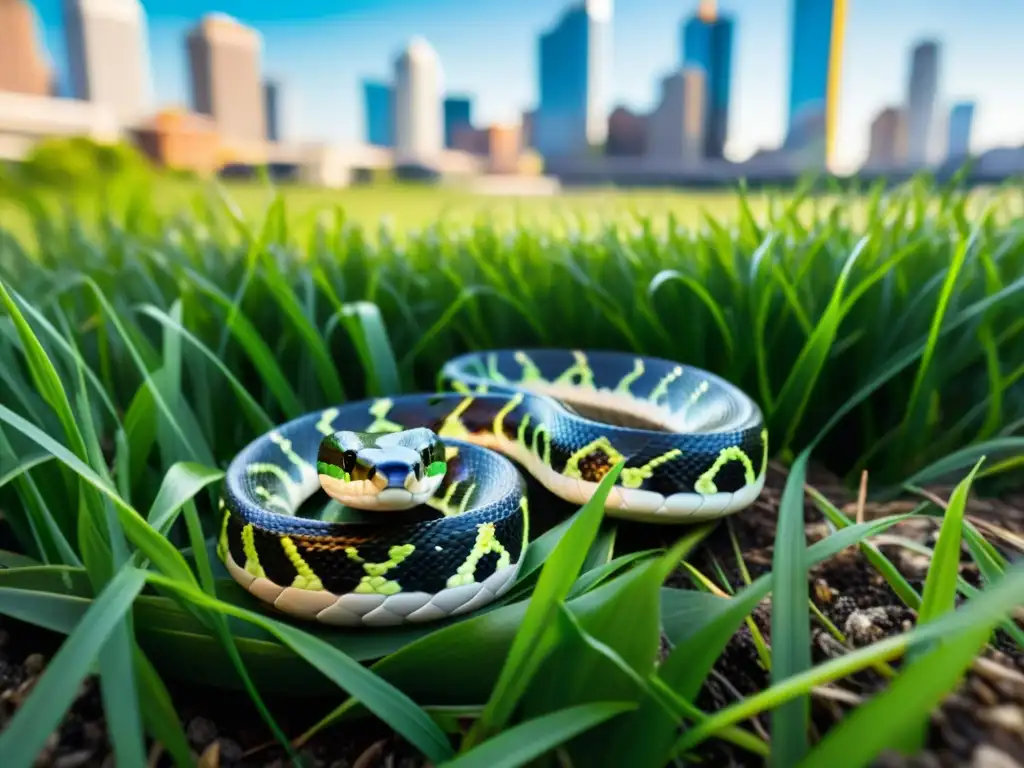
[{"left": 218, "top": 349, "right": 768, "bottom": 629}]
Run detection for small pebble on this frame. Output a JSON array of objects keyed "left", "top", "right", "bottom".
[
  {"left": 82, "top": 721, "right": 105, "bottom": 746},
  {"left": 813, "top": 578, "right": 835, "bottom": 604},
  {"left": 187, "top": 716, "right": 218, "bottom": 747},
  {"left": 898, "top": 550, "right": 933, "bottom": 578},
  {"left": 972, "top": 677, "right": 1002, "bottom": 707},
  {"left": 52, "top": 750, "right": 95, "bottom": 768},
  {"left": 219, "top": 738, "right": 244, "bottom": 764},
  {"left": 980, "top": 705, "right": 1024, "bottom": 736},
  {"left": 972, "top": 744, "right": 1024, "bottom": 768},
  {"left": 844, "top": 607, "right": 898, "bottom": 646},
  {"left": 23, "top": 653, "right": 46, "bottom": 676}
]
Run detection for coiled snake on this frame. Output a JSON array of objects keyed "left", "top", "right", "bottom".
[{"left": 218, "top": 349, "right": 767, "bottom": 628}]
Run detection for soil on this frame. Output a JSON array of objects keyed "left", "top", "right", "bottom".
[{"left": 1, "top": 461, "right": 1022, "bottom": 768}]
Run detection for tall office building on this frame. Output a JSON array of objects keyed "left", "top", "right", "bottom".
[
  {"left": 906, "top": 40, "right": 940, "bottom": 166},
  {"left": 946, "top": 101, "right": 975, "bottom": 163},
  {"left": 606, "top": 107, "right": 647, "bottom": 156},
  {"left": 443, "top": 96, "right": 473, "bottom": 149},
  {"left": 680, "top": 0, "right": 734, "bottom": 159},
  {"left": 0, "top": 0, "right": 52, "bottom": 96},
  {"left": 187, "top": 13, "right": 266, "bottom": 146},
  {"left": 784, "top": 0, "right": 847, "bottom": 169},
  {"left": 521, "top": 109, "right": 536, "bottom": 149},
  {"left": 263, "top": 79, "right": 281, "bottom": 142},
  {"left": 64, "top": 0, "right": 151, "bottom": 124},
  {"left": 866, "top": 106, "right": 907, "bottom": 170},
  {"left": 362, "top": 80, "right": 393, "bottom": 147},
  {"left": 393, "top": 37, "right": 443, "bottom": 162},
  {"left": 646, "top": 68, "right": 705, "bottom": 165},
  {"left": 534, "top": 0, "right": 611, "bottom": 157}
]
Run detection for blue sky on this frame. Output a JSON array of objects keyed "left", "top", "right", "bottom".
[{"left": 28, "top": 0, "right": 1024, "bottom": 172}]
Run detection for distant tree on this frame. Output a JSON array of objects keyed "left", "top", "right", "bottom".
[{"left": 18, "top": 136, "right": 153, "bottom": 190}]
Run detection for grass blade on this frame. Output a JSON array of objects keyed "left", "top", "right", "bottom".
[
  {"left": 769, "top": 448, "right": 812, "bottom": 764},
  {"left": 797, "top": 623, "right": 993, "bottom": 766},
  {"left": 0, "top": 567, "right": 147, "bottom": 768},
  {"left": 441, "top": 702, "right": 636, "bottom": 768},
  {"left": 917, "top": 458, "right": 985, "bottom": 625},
  {"left": 0, "top": 403, "right": 198, "bottom": 585},
  {"left": 143, "top": 571, "right": 455, "bottom": 765},
  {"left": 465, "top": 461, "right": 624, "bottom": 746}
]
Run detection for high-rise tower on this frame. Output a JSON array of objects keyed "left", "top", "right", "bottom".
[
  {"left": 784, "top": 0, "right": 847, "bottom": 169},
  {"left": 64, "top": 0, "right": 151, "bottom": 124},
  {"left": 946, "top": 101, "right": 974, "bottom": 164},
  {"left": 0, "top": 0, "right": 53, "bottom": 96},
  {"left": 680, "top": 0, "right": 734, "bottom": 159},
  {"left": 362, "top": 80, "right": 394, "bottom": 147},
  {"left": 393, "top": 36, "right": 443, "bottom": 163},
  {"left": 186, "top": 13, "right": 266, "bottom": 146},
  {"left": 865, "top": 106, "right": 907, "bottom": 170},
  {"left": 905, "top": 40, "right": 940, "bottom": 166},
  {"left": 263, "top": 78, "right": 281, "bottom": 142},
  {"left": 443, "top": 96, "right": 473, "bottom": 149},
  {"left": 646, "top": 67, "right": 706, "bottom": 166},
  {"left": 534, "top": 0, "right": 612, "bottom": 158}
]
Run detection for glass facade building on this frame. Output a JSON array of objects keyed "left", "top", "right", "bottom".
[
  {"left": 947, "top": 101, "right": 975, "bottom": 162},
  {"left": 681, "top": 11, "right": 733, "bottom": 159},
  {"left": 535, "top": 1, "right": 607, "bottom": 157},
  {"left": 784, "top": 0, "right": 844, "bottom": 166},
  {"left": 443, "top": 96, "right": 472, "bottom": 148},
  {"left": 362, "top": 79, "right": 393, "bottom": 147}
]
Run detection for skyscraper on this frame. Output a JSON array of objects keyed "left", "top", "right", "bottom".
[
  {"left": 534, "top": 0, "right": 611, "bottom": 158},
  {"left": 646, "top": 68, "right": 705, "bottom": 166},
  {"left": 866, "top": 106, "right": 907, "bottom": 170},
  {"left": 906, "top": 40, "right": 940, "bottom": 166},
  {"left": 0, "top": 0, "right": 52, "bottom": 96},
  {"left": 680, "top": 0, "right": 733, "bottom": 160},
  {"left": 64, "top": 0, "right": 151, "bottom": 124},
  {"left": 263, "top": 79, "right": 280, "bottom": 142},
  {"left": 443, "top": 96, "right": 473, "bottom": 149},
  {"left": 606, "top": 107, "right": 647, "bottom": 156},
  {"left": 187, "top": 13, "right": 266, "bottom": 146},
  {"left": 946, "top": 101, "right": 975, "bottom": 163},
  {"left": 362, "top": 80, "right": 393, "bottom": 147},
  {"left": 393, "top": 37, "right": 443, "bottom": 163},
  {"left": 784, "top": 0, "right": 847, "bottom": 169}
]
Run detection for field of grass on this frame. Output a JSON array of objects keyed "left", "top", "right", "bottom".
[
  {"left": 0, "top": 176, "right": 761, "bottom": 244},
  {"left": 0, "top": 170, "right": 1022, "bottom": 768}
]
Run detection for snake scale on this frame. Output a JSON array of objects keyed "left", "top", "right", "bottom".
[{"left": 218, "top": 349, "right": 767, "bottom": 628}]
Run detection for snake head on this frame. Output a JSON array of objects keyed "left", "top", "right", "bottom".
[{"left": 317, "top": 427, "right": 447, "bottom": 511}]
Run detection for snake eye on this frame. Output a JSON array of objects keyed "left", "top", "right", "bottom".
[{"left": 342, "top": 451, "right": 357, "bottom": 473}]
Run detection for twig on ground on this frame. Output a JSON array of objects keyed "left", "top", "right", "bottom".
[
  {"left": 856, "top": 470, "right": 868, "bottom": 526},
  {"left": 709, "top": 668, "right": 772, "bottom": 743}
]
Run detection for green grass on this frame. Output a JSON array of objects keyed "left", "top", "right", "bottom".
[{"left": 0, "top": 169, "right": 1022, "bottom": 768}]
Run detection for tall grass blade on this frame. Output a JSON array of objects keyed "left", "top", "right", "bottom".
[
  {"left": 465, "top": 461, "right": 623, "bottom": 746},
  {"left": 769, "top": 448, "right": 812, "bottom": 764}
]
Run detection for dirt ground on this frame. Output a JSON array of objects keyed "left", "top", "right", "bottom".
[{"left": 1, "top": 461, "right": 1022, "bottom": 768}]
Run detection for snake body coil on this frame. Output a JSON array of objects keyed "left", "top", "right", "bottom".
[{"left": 219, "top": 349, "right": 767, "bottom": 628}]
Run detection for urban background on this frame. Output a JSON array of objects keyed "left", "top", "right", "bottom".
[{"left": 1, "top": 0, "right": 1022, "bottom": 189}]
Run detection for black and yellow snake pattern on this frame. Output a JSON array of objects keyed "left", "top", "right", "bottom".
[{"left": 219, "top": 349, "right": 767, "bottom": 627}]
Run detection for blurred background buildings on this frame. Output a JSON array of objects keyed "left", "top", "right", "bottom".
[{"left": 0, "top": 0, "right": 1021, "bottom": 187}]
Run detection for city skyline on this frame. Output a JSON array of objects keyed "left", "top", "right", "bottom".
[{"left": 20, "top": 0, "right": 1024, "bottom": 173}]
